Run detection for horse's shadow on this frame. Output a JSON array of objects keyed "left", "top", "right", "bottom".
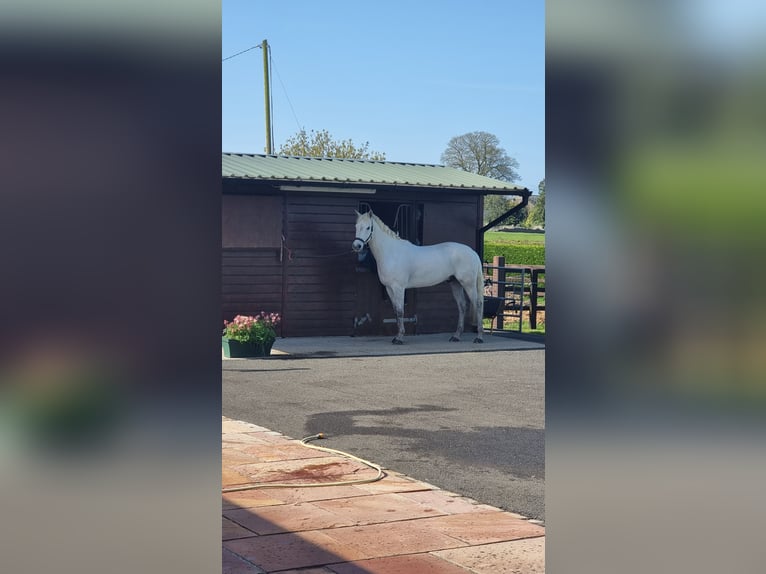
[{"left": 304, "top": 404, "right": 544, "bottom": 480}]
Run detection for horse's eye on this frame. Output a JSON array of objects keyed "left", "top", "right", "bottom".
[{"left": 366, "top": 226, "right": 370, "bottom": 230}]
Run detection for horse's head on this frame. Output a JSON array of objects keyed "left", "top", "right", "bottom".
[{"left": 352, "top": 210, "right": 373, "bottom": 252}]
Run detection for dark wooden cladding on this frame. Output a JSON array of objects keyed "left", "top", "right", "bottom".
[
  {"left": 282, "top": 196, "right": 357, "bottom": 337},
  {"left": 223, "top": 195, "right": 282, "bottom": 248},
  {"left": 415, "top": 198, "right": 481, "bottom": 334},
  {"left": 416, "top": 284, "right": 464, "bottom": 334},
  {"left": 222, "top": 247, "right": 283, "bottom": 334},
  {"left": 423, "top": 200, "right": 478, "bottom": 249}
]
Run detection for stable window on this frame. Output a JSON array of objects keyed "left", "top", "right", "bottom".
[{"left": 358, "top": 201, "right": 423, "bottom": 245}]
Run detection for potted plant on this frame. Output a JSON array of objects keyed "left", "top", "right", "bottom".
[{"left": 222, "top": 313, "right": 281, "bottom": 358}]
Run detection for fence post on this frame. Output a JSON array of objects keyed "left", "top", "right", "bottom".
[
  {"left": 530, "top": 269, "right": 539, "bottom": 330},
  {"left": 492, "top": 255, "right": 505, "bottom": 331}
]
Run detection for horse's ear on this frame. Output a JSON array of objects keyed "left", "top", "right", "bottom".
[{"left": 354, "top": 209, "right": 361, "bottom": 217}]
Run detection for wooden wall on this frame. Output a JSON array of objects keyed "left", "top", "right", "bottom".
[
  {"left": 222, "top": 248, "right": 283, "bottom": 332},
  {"left": 223, "top": 194, "right": 282, "bottom": 248},
  {"left": 222, "top": 186, "right": 485, "bottom": 338},
  {"left": 222, "top": 194, "right": 284, "bottom": 333},
  {"left": 282, "top": 195, "right": 358, "bottom": 336}
]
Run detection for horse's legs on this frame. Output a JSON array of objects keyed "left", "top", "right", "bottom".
[
  {"left": 448, "top": 280, "right": 467, "bottom": 342},
  {"left": 385, "top": 284, "right": 406, "bottom": 344},
  {"left": 459, "top": 274, "right": 484, "bottom": 343}
]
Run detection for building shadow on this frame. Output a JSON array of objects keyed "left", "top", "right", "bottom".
[{"left": 223, "top": 500, "right": 375, "bottom": 573}]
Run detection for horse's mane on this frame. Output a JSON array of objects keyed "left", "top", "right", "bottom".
[{"left": 368, "top": 212, "right": 404, "bottom": 241}]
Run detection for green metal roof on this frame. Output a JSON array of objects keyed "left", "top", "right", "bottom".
[{"left": 222, "top": 153, "right": 529, "bottom": 195}]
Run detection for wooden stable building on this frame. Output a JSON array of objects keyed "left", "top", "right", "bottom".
[{"left": 222, "top": 153, "right": 529, "bottom": 338}]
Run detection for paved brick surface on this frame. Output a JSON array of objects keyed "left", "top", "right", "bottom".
[
  {"left": 328, "top": 554, "right": 473, "bottom": 573},
  {"left": 413, "top": 512, "right": 545, "bottom": 545},
  {"left": 222, "top": 548, "right": 266, "bottom": 573},
  {"left": 225, "top": 530, "right": 372, "bottom": 572},
  {"left": 434, "top": 538, "right": 546, "bottom": 573},
  {"left": 222, "top": 417, "right": 544, "bottom": 573},
  {"left": 223, "top": 517, "right": 258, "bottom": 541},
  {"left": 312, "top": 492, "right": 446, "bottom": 524}
]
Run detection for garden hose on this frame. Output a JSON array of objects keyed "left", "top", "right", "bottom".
[{"left": 222, "top": 433, "right": 385, "bottom": 493}]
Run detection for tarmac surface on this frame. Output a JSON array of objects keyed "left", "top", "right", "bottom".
[{"left": 223, "top": 333, "right": 545, "bottom": 572}]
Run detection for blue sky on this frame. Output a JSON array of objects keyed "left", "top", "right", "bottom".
[{"left": 222, "top": 1, "right": 544, "bottom": 192}]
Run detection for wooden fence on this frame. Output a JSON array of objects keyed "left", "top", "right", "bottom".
[{"left": 483, "top": 256, "right": 545, "bottom": 332}]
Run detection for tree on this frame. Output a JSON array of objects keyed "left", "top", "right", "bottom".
[
  {"left": 442, "top": 132, "right": 523, "bottom": 227},
  {"left": 483, "top": 194, "right": 512, "bottom": 225},
  {"left": 526, "top": 178, "right": 545, "bottom": 228},
  {"left": 440, "top": 131, "right": 520, "bottom": 182},
  {"left": 483, "top": 195, "right": 527, "bottom": 227},
  {"left": 277, "top": 128, "right": 386, "bottom": 160}
]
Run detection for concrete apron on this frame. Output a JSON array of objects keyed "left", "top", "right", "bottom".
[{"left": 223, "top": 332, "right": 544, "bottom": 360}]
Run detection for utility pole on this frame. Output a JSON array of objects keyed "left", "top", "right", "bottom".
[{"left": 262, "top": 39, "right": 273, "bottom": 154}]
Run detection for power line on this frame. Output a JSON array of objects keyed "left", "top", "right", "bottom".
[
  {"left": 222, "top": 44, "right": 261, "bottom": 62},
  {"left": 270, "top": 54, "right": 303, "bottom": 134},
  {"left": 223, "top": 40, "right": 303, "bottom": 153}
]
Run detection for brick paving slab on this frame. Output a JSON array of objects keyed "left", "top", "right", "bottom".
[
  {"left": 225, "top": 503, "right": 354, "bottom": 536},
  {"left": 433, "top": 537, "right": 545, "bottom": 574},
  {"left": 278, "top": 569, "right": 335, "bottom": 574},
  {"left": 223, "top": 548, "right": 266, "bottom": 573},
  {"left": 223, "top": 432, "right": 278, "bottom": 446},
  {"left": 313, "top": 520, "right": 468, "bottom": 557},
  {"left": 222, "top": 417, "right": 545, "bottom": 573},
  {"left": 223, "top": 485, "right": 370, "bottom": 510},
  {"left": 327, "top": 553, "right": 474, "bottom": 574},
  {"left": 223, "top": 516, "right": 258, "bottom": 541},
  {"left": 312, "top": 492, "right": 446, "bottom": 525},
  {"left": 396, "top": 490, "right": 506, "bottom": 516},
  {"left": 415, "top": 511, "right": 545, "bottom": 545},
  {"left": 240, "top": 443, "right": 335, "bottom": 462},
  {"left": 223, "top": 420, "right": 272, "bottom": 434},
  {"left": 225, "top": 530, "right": 372, "bottom": 572},
  {"left": 223, "top": 466, "right": 255, "bottom": 490},
  {"left": 353, "top": 474, "right": 432, "bottom": 495},
  {"left": 233, "top": 457, "right": 379, "bottom": 487}
]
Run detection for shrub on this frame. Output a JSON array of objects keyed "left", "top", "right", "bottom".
[{"left": 223, "top": 313, "right": 281, "bottom": 345}]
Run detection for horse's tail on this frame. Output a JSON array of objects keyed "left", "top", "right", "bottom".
[{"left": 468, "top": 255, "right": 484, "bottom": 325}]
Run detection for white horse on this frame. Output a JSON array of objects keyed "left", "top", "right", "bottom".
[{"left": 352, "top": 210, "right": 485, "bottom": 344}]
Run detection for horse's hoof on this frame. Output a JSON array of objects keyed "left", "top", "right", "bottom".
[
  {"left": 473, "top": 337, "right": 484, "bottom": 344},
  {"left": 449, "top": 336, "right": 460, "bottom": 342},
  {"left": 392, "top": 338, "right": 404, "bottom": 345}
]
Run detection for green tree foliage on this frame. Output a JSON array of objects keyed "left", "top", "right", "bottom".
[
  {"left": 526, "top": 178, "right": 545, "bottom": 228},
  {"left": 440, "top": 131, "right": 520, "bottom": 182},
  {"left": 509, "top": 198, "right": 528, "bottom": 227},
  {"left": 277, "top": 128, "right": 386, "bottom": 160},
  {"left": 484, "top": 195, "right": 527, "bottom": 227},
  {"left": 483, "top": 195, "right": 512, "bottom": 225}
]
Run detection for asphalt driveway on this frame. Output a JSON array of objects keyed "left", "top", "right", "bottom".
[{"left": 222, "top": 343, "right": 545, "bottom": 521}]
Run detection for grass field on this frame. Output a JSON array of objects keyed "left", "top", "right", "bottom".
[
  {"left": 484, "top": 230, "right": 545, "bottom": 245},
  {"left": 483, "top": 318, "right": 545, "bottom": 336}
]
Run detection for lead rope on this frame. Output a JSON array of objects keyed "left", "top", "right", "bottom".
[
  {"left": 311, "top": 249, "right": 357, "bottom": 258},
  {"left": 222, "top": 434, "right": 385, "bottom": 493}
]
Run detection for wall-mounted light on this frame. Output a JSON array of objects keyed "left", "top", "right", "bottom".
[{"left": 279, "top": 185, "right": 376, "bottom": 194}]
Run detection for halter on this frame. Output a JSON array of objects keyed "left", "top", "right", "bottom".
[{"left": 354, "top": 216, "right": 374, "bottom": 247}]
